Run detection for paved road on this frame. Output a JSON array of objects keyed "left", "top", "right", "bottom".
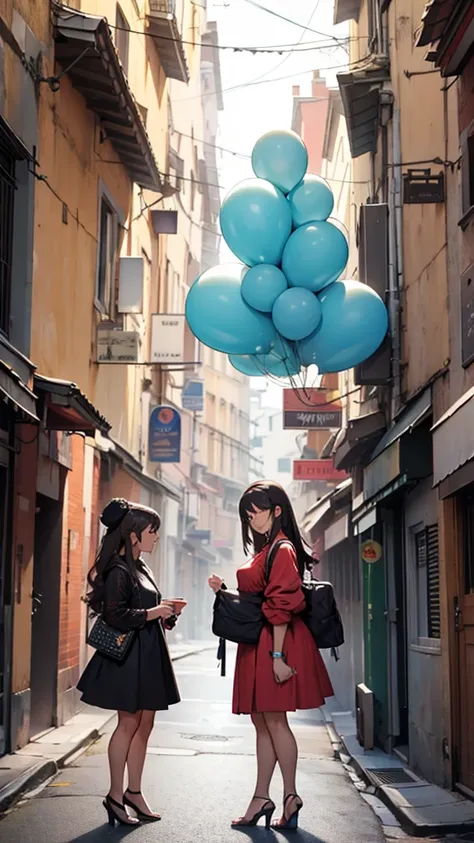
[{"left": 0, "top": 648, "right": 385, "bottom": 843}]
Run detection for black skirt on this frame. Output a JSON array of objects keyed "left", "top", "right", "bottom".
[{"left": 77, "top": 562, "right": 181, "bottom": 713}]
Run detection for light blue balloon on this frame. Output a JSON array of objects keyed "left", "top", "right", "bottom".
[
  {"left": 229, "top": 354, "right": 267, "bottom": 377},
  {"left": 229, "top": 336, "right": 300, "bottom": 378},
  {"left": 282, "top": 220, "right": 349, "bottom": 292},
  {"left": 241, "top": 264, "right": 288, "bottom": 312},
  {"left": 266, "top": 336, "right": 301, "bottom": 376},
  {"left": 185, "top": 263, "right": 275, "bottom": 355},
  {"left": 288, "top": 175, "right": 334, "bottom": 226},
  {"left": 220, "top": 179, "right": 292, "bottom": 267},
  {"left": 298, "top": 279, "right": 388, "bottom": 373},
  {"left": 252, "top": 130, "right": 308, "bottom": 194},
  {"left": 272, "top": 287, "right": 322, "bottom": 341}
]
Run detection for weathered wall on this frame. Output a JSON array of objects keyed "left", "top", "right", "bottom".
[{"left": 404, "top": 478, "right": 444, "bottom": 785}]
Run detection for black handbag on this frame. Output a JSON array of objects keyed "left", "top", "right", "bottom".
[
  {"left": 212, "top": 588, "right": 265, "bottom": 646},
  {"left": 86, "top": 564, "right": 142, "bottom": 662},
  {"left": 87, "top": 616, "right": 136, "bottom": 662}
]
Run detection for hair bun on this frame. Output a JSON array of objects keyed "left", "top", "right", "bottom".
[{"left": 100, "top": 498, "right": 129, "bottom": 530}]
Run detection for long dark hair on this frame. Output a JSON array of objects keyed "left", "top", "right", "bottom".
[
  {"left": 239, "top": 480, "right": 314, "bottom": 577},
  {"left": 86, "top": 498, "right": 161, "bottom": 614}
]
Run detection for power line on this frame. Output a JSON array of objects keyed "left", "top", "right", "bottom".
[
  {"left": 246, "top": 0, "right": 325, "bottom": 88},
  {"left": 111, "top": 22, "right": 348, "bottom": 54},
  {"left": 238, "top": 0, "right": 348, "bottom": 48},
  {"left": 173, "top": 56, "right": 372, "bottom": 102}
]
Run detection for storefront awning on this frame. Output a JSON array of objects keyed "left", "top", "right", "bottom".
[
  {"left": 0, "top": 361, "right": 38, "bottom": 423},
  {"left": 415, "top": 0, "right": 474, "bottom": 76},
  {"left": 371, "top": 389, "right": 432, "bottom": 460},
  {"left": 334, "top": 410, "right": 386, "bottom": 470},
  {"left": 34, "top": 375, "right": 110, "bottom": 435},
  {"left": 337, "top": 67, "right": 388, "bottom": 159},
  {"left": 333, "top": 0, "right": 362, "bottom": 25},
  {"left": 54, "top": 5, "right": 162, "bottom": 192},
  {"left": 363, "top": 389, "right": 432, "bottom": 501},
  {"left": 432, "top": 384, "right": 474, "bottom": 490},
  {"left": 302, "top": 478, "right": 352, "bottom": 534}
]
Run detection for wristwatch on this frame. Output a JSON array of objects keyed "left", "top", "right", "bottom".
[{"left": 271, "top": 651, "right": 284, "bottom": 659}]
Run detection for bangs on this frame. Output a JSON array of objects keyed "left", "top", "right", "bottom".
[
  {"left": 129, "top": 504, "right": 161, "bottom": 533},
  {"left": 239, "top": 487, "right": 273, "bottom": 523}
]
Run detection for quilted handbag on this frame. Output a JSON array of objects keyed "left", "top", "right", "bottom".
[
  {"left": 87, "top": 616, "right": 136, "bottom": 662},
  {"left": 87, "top": 564, "right": 141, "bottom": 662}
]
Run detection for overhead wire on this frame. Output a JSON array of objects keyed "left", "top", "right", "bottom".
[
  {"left": 238, "top": 0, "right": 348, "bottom": 49},
  {"left": 110, "top": 21, "right": 350, "bottom": 53}
]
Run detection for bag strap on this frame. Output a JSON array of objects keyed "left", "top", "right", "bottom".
[{"left": 263, "top": 539, "right": 295, "bottom": 583}]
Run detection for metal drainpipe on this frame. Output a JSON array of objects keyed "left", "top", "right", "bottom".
[{"left": 390, "top": 107, "right": 403, "bottom": 419}]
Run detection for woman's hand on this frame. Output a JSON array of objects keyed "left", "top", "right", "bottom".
[
  {"left": 208, "top": 574, "right": 223, "bottom": 593},
  {"left": 273, "top": 658, "right": 296, "bottom": 685},
  {"left": 146, "top": 601, "right": 175, "bottom": 621}
]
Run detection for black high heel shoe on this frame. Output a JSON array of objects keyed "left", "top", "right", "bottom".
[
  {"left": 103, "top": 794, "right": 139, "bottom": 827},
  {"left": 231, "top": 795, "right": 276, "bottom": 829},
  {"left": 123, "top": 789, "right": 161, "bottom": 822},
  {"left": 272, "top": 793, "right": 303, "bottom": 830}
]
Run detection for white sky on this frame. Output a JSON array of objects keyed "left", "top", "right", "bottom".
[{"left": 206, "top": 0, "right": 349, "bottom": 405}]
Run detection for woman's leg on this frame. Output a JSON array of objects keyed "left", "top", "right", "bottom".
[
  {"left": 262, "top": 712, "right": 301, "bottom": 821},
  {"left": 253, "top": 712, "right": 278, "bottom": 798},
  {"left": 125, "top": 710, "right": 159, "bottom": 816},
  {"left": 237, "top": 713, "right": 277, "bottom": 821},
  {"left": 108, "top": 710, "right": 142, "bottom": 809}
]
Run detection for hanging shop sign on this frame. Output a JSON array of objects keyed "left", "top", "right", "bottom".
[
  {"left": 151, "top": 314, "right": 185, "bottom": 363},
  {"left": 96, "top": 326, "right": 139, "bottom": 363},
  {"left": 403, "top": 170, "right": 445, "bottom": 204},
  {"left": 283, "top": 388, "right": 342, "bottom": 430},
  {"left": 149, "top": 405, "right": 181, "bottom": 463},
  {"left": 182, "top": 378, "right": 204, "bottom": 411},
  {"left": 361, "top": 539, "right": 382, "bottom": 564},
  {"left": 293, "top": 459, "right": 348, "bottom": 482}
]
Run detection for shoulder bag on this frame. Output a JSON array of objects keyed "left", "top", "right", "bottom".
[{"left": 87, "top": 564, "right": 141, "bottom": 662}]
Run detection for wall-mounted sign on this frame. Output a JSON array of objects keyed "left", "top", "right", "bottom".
[
  {"left": 293, "top": 459, "right": 348, "bottom": 482},
  {"left": 151, "top": 314, "right": 185, "bottom": 363},
  {"left": 149, "top": 405, "right": 181, "bottom": 463},
  {"left": 96, "top": 326, "right": 139, "bottom": 363},
  {"left": 361, "top": 539, "right": 382, "bottom": 564},
  {"left": 283, "top": 388, "right": 342, "bottom": 430},
  {"left": 182, "top": 378, "right": 204, "bottom": 411},
  {"left": 403, "top": 169, "right": 445, "bottom": 204}
]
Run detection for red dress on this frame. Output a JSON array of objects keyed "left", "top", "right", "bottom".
[{"left": 232, "top": 535, "right": 334, "bottom": 714}]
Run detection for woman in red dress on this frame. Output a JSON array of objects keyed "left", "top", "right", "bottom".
[{"left": 209, "top": 481, "right": 333, "bottom": 831}]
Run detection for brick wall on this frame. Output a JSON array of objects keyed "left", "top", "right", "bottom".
[{"left": 58, "top": 435, "right": 85, "bottom": 678}]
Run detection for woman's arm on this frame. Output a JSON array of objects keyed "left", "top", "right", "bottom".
[
  {"left": 273, "top": 622, "right": 288, "bottom": 656},
  {"left": 103, "top": 566, "right": 147, "bottom": 630}
]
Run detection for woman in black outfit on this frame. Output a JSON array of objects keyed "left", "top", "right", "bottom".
[{"left": 77, "top": 498, "right": 183, "bottom": 827}]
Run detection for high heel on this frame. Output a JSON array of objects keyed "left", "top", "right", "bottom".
[
  {"left": 123, "top": 789, "right": 161, "bottom": 822},
  {"left": 272, "top": 793, "right": 303, "bottom": 830},
  {"left": 103, "top": 794, "right": 139, "bottom": 826},
  {"left": 231, "top": 795, "right": 275, "bottom": 829}
]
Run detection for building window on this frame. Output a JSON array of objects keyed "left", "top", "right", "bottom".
[
  {"left": 414, "top": 524, "right": 440, "bottom": 639},
  {"left": 277, "top": 457, "right": 292, "bottom": 473},
  {"left": 0, "top": 143, "right": 15, "bottom": 337},
  {"left": 97, "top": 196, "right": 118, "bottom": 315},
  {"left": 460, "top": 125, "right": 474, "bottom": 219},
  {"left": 115, "top": 5, "right": 130, "bottom": 75}
]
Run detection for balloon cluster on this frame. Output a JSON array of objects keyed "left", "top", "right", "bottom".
[{"left": 185, "top": 130, "right": 388, "bottom": 377}]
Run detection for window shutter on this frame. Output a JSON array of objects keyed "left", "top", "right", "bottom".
[{"left": 426, "top": 524, "right": 440, "bottom": 639}]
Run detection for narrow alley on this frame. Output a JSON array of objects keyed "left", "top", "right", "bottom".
[{"left": 0, "top": 650, "right": 385, "bottom": 843}]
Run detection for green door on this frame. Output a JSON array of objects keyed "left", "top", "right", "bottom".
[{"left": 361, "top": 525, "right": 389, "bottom": 748}]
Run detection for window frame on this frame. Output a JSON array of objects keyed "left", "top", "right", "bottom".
[
  {"left": 115, "top": 4, "right": 130, "bottom": 76},
  {"left": 413, "top": 523, "right": 441, "bottom": 642},
  {"left": 0, "top": 142, "right": 15, "bottom": 338},
  {"left": 95, "top": 182, "right": 123, "bottom": 317}
]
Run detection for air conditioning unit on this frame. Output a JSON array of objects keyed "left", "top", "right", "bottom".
[{"left": 356, "top": 683, "right": 374, "bottom": 750}]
